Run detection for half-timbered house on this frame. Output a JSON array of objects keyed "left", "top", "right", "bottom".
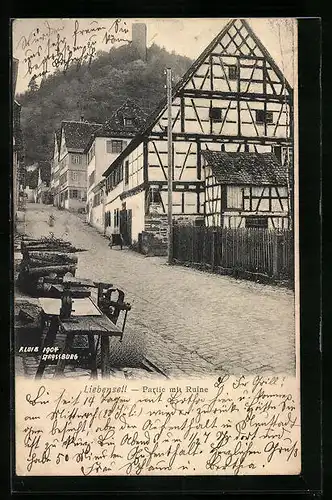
[{"left": 102, "top": 18, "right": 293, "bottom": 248}]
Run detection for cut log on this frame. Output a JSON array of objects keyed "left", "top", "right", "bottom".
[
  {"left": 38, "top": 275, "right": 64, "bottom": 284},
  {"left": 22, "top": 245, "right": 81, "bottom": 253},
  {"left": 63, "top": 276, "right": 95, "bottom": 287},
  {"left": 27, "top": 258, "right": 75, "bottom": 268},
  {"left": 22, "top": 239, "right": 72, "bottom": 248},
  {"left": 21, "top": 241, "right": 73, "bottom": 248},
  {"left": 22, "top": 237, "right": 71, "bottom": 244},
  {"left": 27, "top": 252, "right": 78, "bottom": 264},
  {"left": 27, "top": 265, "right": 77, "bottom": 277}
]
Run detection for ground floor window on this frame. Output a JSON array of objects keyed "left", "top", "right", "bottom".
[
  {"left": 93, "top": 191, "right": 102, "bottom": 207},
  {"left": 105, "top": 211, "right": 111, "bottom": 227},
  {"left": 113, "top": 208, "right": 119, "bottom": 228},
  {"left": 70, "top": 189, "right": 79, "bottom": 199},
  {"left": 245, "top": 216, "right": 268, "bottom": 229}
]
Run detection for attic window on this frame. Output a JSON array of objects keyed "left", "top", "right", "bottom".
[
  {"left": 124, "top": 118, "right": 133, "bottom": 127},
  {"left": 228, "top": 65, "right": 238, "bottom": 80},
  {"left": 256, "top": 110, "right": 274, "bottom": 125},
  {"left": 209, "top": 107, "right": 223, "bottom": 122}
]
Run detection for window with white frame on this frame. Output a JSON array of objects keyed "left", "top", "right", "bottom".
[
  {"left": 106, "top": 140, "right": 123, "bottom": 154},
  {"left": 113, "top": 208, "right": 119, "bottom": 227},
  {"left": 70, "top": 189, "right": 79, "bottom": 199},
  {"left": 105, "top": 211, "right": 111, "bottom": 227},
  {"left": 71, "top": 154, "right": 82, "bottom": 164}
]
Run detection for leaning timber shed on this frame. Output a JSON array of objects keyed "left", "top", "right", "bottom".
[{"left": 102, "top": 18, "right": 294, "bottom": 246}]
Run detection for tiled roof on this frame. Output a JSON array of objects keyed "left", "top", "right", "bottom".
[
  {"left": 84, "top": 100, "right": 147, "bottom": 153},
  {"left": 201, "top": 151, "right": 288, "bottom": 185},
  {"left": 62, "top": 121, "right": 103, "bottom": 151},
  {"left": 99, "top": 99, "right": 147, "bottom": 138}
]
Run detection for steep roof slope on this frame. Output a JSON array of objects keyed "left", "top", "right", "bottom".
[
  {"left": 202, "top": 151, "right": 287, "bottom": 185},
  {"left": 62, "top": 121, "right": 103, "bottom": 151},
  {"left": 84, "top": 100, "right": 148, "bottom": 152}
]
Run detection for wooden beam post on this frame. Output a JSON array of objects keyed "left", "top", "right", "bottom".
[{"left": 166, "top": 68, "right": 173, "bottom": 264}]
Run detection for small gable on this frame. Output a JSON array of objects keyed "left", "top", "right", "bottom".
[
  {"left": 183, "top": 19, "right": 291, "bottom": 96},
  {"left": 218, "top": 19, "right": 264, "bottom": 58},
  {"left": 102, "top": 99, "right": 148, "bottom": 138}
]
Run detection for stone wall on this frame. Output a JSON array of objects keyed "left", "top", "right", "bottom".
[
  {"left": 140, "top": 215, "right": 168, "bottom": 256},
  {"left": 138, "top": 215, "right": 206, "bottom": 256}
]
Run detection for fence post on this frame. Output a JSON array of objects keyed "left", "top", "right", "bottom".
[
  {"left": 211, "top": 230, "right": 217, "bottom": 271},
  {"left": 219, "top": 228, "right": 222, "bottom": 268},
  {"left": 272, "top": 232, "right": 278, "bottom": 277},
  {"left": 272, "top": 232, "right": 283, "bottom": 278},
  {"left": 191, "top": 225, "right": 195, "bottom": 263}
]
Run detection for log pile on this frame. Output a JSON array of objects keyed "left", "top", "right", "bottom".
[
  {"left": 17, "top": 236, "right": 85, "bottom": 296},
  {"left": 20, "top": 236, "right": 85, "bottom": 254}
]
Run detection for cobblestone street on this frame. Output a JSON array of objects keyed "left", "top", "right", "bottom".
[{"left": 15, "top": 203, "right": 296, "bottom": 378}]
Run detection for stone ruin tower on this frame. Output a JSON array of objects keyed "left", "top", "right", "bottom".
[{"left": 132, "top": 23, "right": 147, "bottom": 61}]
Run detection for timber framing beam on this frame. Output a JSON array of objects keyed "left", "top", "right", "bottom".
[
  {"left": 149, "top": 180, "right": 204, "bottom": 191},
  {"left": 149, "top": 132, "right": 292, "bottom": 146},
  {"left": 179, "top": 89, "right": 292, "bottom": 104}
]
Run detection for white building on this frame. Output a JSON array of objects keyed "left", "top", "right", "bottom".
[
  {"left": 50, "top": 119, "right": 102, "bottom": 211},
  {"left": 84, "top": 100, "right": 147, "bottom": 234}
]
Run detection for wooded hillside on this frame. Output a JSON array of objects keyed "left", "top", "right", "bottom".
[{"left": 17, "top": 44, "right": 193, "bottom": 167}]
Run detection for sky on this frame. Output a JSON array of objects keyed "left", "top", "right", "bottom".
[{"left": 12, "top": 18, "right": 297, "bottom": 95}]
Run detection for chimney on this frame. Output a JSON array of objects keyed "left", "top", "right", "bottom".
[{"left": 132, "top": 23, "right": 147, "bottom": 61}]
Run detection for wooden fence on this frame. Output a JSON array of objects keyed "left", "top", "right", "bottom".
[{"left": 172, "top": 226, "right": 294, "bottom": 282}]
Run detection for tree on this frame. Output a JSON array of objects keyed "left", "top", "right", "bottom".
[
  {"left": 19, "top": 44, "right": 193, "bottom": 165},
  {"left": 28, "top": 75, "right": 39, "bottom": 93}
]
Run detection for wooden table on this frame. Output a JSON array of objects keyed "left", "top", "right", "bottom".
[{"left": 35, "top": 297, "right": 122, "bottom": 379}]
